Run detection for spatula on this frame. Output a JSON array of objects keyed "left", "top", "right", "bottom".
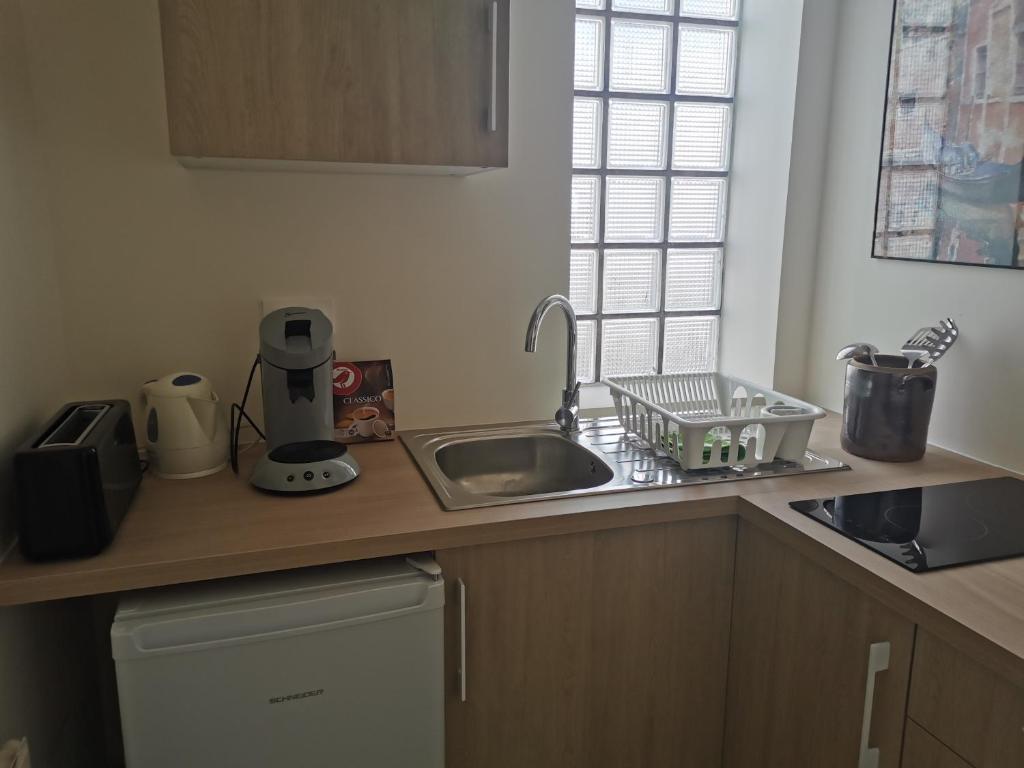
[{"left": 902, "top": 318, "right": 958, "bottom": 367}]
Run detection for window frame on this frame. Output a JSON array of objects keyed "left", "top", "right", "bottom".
[
  {"left": 974, "top": 44, "right": 989, "bottom": 100},
  {"left": 571, "top": 1, "right": 740, "bottom": 383}
]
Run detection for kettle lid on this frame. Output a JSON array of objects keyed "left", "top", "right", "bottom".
[
  {"left": 144, "top": 372, "right": 214, "bottom": 399},
  {"left": 259, "top": 307, "right": 334, "bottom": 371}
]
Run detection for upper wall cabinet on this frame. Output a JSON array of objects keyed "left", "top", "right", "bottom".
[{"left": 157, "top": 0, "right": 510, "bottom": 173}]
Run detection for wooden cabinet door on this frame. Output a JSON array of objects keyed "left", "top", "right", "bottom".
[
  {"left": 159, "top": 0, "right": 509, "bottom": 168},
  {"left": 902, "top": 721, "right": 973, "bottom": 768},
  {"left": 909, "top": 629, "right": 1024, "bottom": 768},
  {"left": 438, "top": 531, "right": 592, "bottom": 768},
  {"left": 723, "top": 521, "right": 915, "bottom": 768},
  {"left": 435, "top": 516, "right": 736, "bottom": 768}
]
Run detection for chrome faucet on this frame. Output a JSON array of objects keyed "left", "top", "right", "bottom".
[{"left": 525, "top": 294, "right": 580, "bottom": 434}]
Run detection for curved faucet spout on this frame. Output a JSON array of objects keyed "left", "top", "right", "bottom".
[{"left": 525, "top": 294, "right": 580, "bottom": 433}]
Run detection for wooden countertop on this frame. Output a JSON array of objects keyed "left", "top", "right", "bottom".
[{"left": 1, "top": 415, "right": 1022, "bottom": 686}]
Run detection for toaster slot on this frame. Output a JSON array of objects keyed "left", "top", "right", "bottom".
[{"left": 38, "top": 403, "right": 111, "bottom": 448}]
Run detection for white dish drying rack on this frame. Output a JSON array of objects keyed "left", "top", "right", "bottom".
[{"left": 603, "top": 373, "right": 826, "bottom": 471}]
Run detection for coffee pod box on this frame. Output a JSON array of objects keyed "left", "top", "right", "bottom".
[{"left": 333, "top": 359, "right": 395, "bottom": 443}]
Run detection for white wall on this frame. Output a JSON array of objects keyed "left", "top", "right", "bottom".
[
  {"left": 719, "top": 0, "right": 807, "bottom": 387},
  {"left": 19, "top": 0, "right": 574, "bottom": 433},
  {"left": 772, "top": 0, "right": 841, "bottom": 396},
  {"left": 805, "top": 0, "right": 1024, "bottom": 472},
  {"left": 720, "top": 0, "right": 845, "bottom": 396},
  {"left": 0, "top": 1, "right": 96, "bottom": 764}
]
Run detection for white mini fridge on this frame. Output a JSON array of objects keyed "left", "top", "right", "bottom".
[{"left": 111, "top": 557, "right": 444, "bottom": 768}]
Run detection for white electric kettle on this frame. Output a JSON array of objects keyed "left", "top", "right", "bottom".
[{"left": 142, "top": 372, "right": 228, "bottom": 479}]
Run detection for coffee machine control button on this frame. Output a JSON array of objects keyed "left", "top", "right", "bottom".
[
  {"left": 303, "top": 470, "right": 315, "bottom": 481},
  {"left": 286, "top": 474, "right": 295, "bottom": 482}
]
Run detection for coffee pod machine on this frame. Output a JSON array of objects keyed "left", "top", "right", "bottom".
[{"left": 248, "top": 307, "right": 360, "bottom": 494}]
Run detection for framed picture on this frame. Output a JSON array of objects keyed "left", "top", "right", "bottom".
[{"left": 874, "top": 0, "right": 1024, "bottom": 269}]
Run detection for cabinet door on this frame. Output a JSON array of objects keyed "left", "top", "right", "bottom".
[
  {"left": 903, "top": 721, "right": 973, "bottom": 768},
  {"left": 159, "top": 0, "right": 509, "bottom": 168},
  {"left": 436, "top": 516, "right": 736, "bottom": 768},
  {"left": 909, "top": 629, "right": 1024, "bottom": 768},
  {"left": 723, "top": 521, "right": 915, "bottom": 768}
]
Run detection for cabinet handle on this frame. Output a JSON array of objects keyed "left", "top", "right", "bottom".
[
  {"left": 457, "top": 578, "right": 468, "bottom": 702},
  {"left": 857, "top": 641, "right": 891, "bottom": 768},
  {"left": 488, "top": 1, "right": 498, "bottom": 132}
]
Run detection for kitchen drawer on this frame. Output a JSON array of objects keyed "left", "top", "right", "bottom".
[
  {"left": 902, "top": 720, "right": 972, "bottom": 768},
  {"left": 909, "top": 629, "right": 1024, "bottom": 768}
]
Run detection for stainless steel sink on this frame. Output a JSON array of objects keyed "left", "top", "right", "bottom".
[
  {"left": 435, "top": 433, "right": 613, "bottom": 497},
  {"left": 401, "top": 417, "right": 849, "bottom": 511},
  {"left": 403, "top": 424, "right": 620, "bottom": 509}
]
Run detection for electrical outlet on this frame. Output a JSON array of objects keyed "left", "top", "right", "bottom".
[{"left": 258, "top": 297, "right": 336, "bottom": 328}]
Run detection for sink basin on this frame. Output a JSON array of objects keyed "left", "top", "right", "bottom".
[
  {"left": 435, "top": 434, "right": 613, "bottom": 497},
  {"left": 401, "top": 422, "right": 623, "bottom": 509}
]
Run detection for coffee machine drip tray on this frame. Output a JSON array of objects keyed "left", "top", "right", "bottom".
[
  {"left": 789, "top": 477, "right": 1024, "bottom": 572},
  {"left": 250, "top": 440, "right": 360, "bottom": 494}
]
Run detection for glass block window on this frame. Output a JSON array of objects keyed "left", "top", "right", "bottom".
[{"left": 571, "top": 0, "right": 739, "bottom": 382}]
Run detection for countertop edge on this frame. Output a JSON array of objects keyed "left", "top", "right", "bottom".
[{"left": 0, "top": 495, "right": 739, "bottom": 606}]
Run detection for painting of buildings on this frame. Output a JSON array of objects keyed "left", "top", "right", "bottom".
[{"left": 875, "top": 0, "right": 1024, "bottom": 267}]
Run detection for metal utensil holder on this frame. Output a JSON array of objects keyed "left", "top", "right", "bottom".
[{"left": 841, "top": 355, "right": 936, "bottom": 462}]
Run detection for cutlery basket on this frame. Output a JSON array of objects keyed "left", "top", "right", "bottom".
[{"left": 603, "top": 373, "right": 826, "bottom": 470}]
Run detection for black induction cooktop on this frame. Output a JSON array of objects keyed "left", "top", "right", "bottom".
[{"left": 789, "top": 477, "right": 1024, "bottom": 573}]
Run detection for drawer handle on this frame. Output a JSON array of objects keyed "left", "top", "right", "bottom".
[
  {"left": 858, "top": 641, "right": 891, "bottom": 768},
  {"left": 457, "top": 578, "right": 468, "bottom": 702},
  {"left": 488, "top": 1, "right": 498, "bottom": 132}
]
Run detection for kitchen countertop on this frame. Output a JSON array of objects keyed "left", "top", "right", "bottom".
[{"left": 1, "top": 414, "right": 1022, "bottom": 687}]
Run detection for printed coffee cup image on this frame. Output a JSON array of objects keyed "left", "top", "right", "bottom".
[{"left": 349, "top": 406, "right": 381, "bottom": 437}]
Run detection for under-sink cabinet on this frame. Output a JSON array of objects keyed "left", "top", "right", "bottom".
[
  {"left": 728, "top": 521, "right": 917, "bottom": 768},
  {"left": 435, "top": 517, "right": 737, "bottom": 768},
  {"left": 435, "top": 515, "right": 1024, "bottom": 768}
]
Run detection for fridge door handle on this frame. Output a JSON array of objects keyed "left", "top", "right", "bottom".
[
  {"left": 858, "top": 641, "right": 891, "bottom": 768},
  {"left": 457, "top": 578, "right": 468, "bottom": 702}
]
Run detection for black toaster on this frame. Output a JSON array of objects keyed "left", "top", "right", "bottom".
[{"left": 14, "top": 400, "right": 142, "bottom": 560}]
